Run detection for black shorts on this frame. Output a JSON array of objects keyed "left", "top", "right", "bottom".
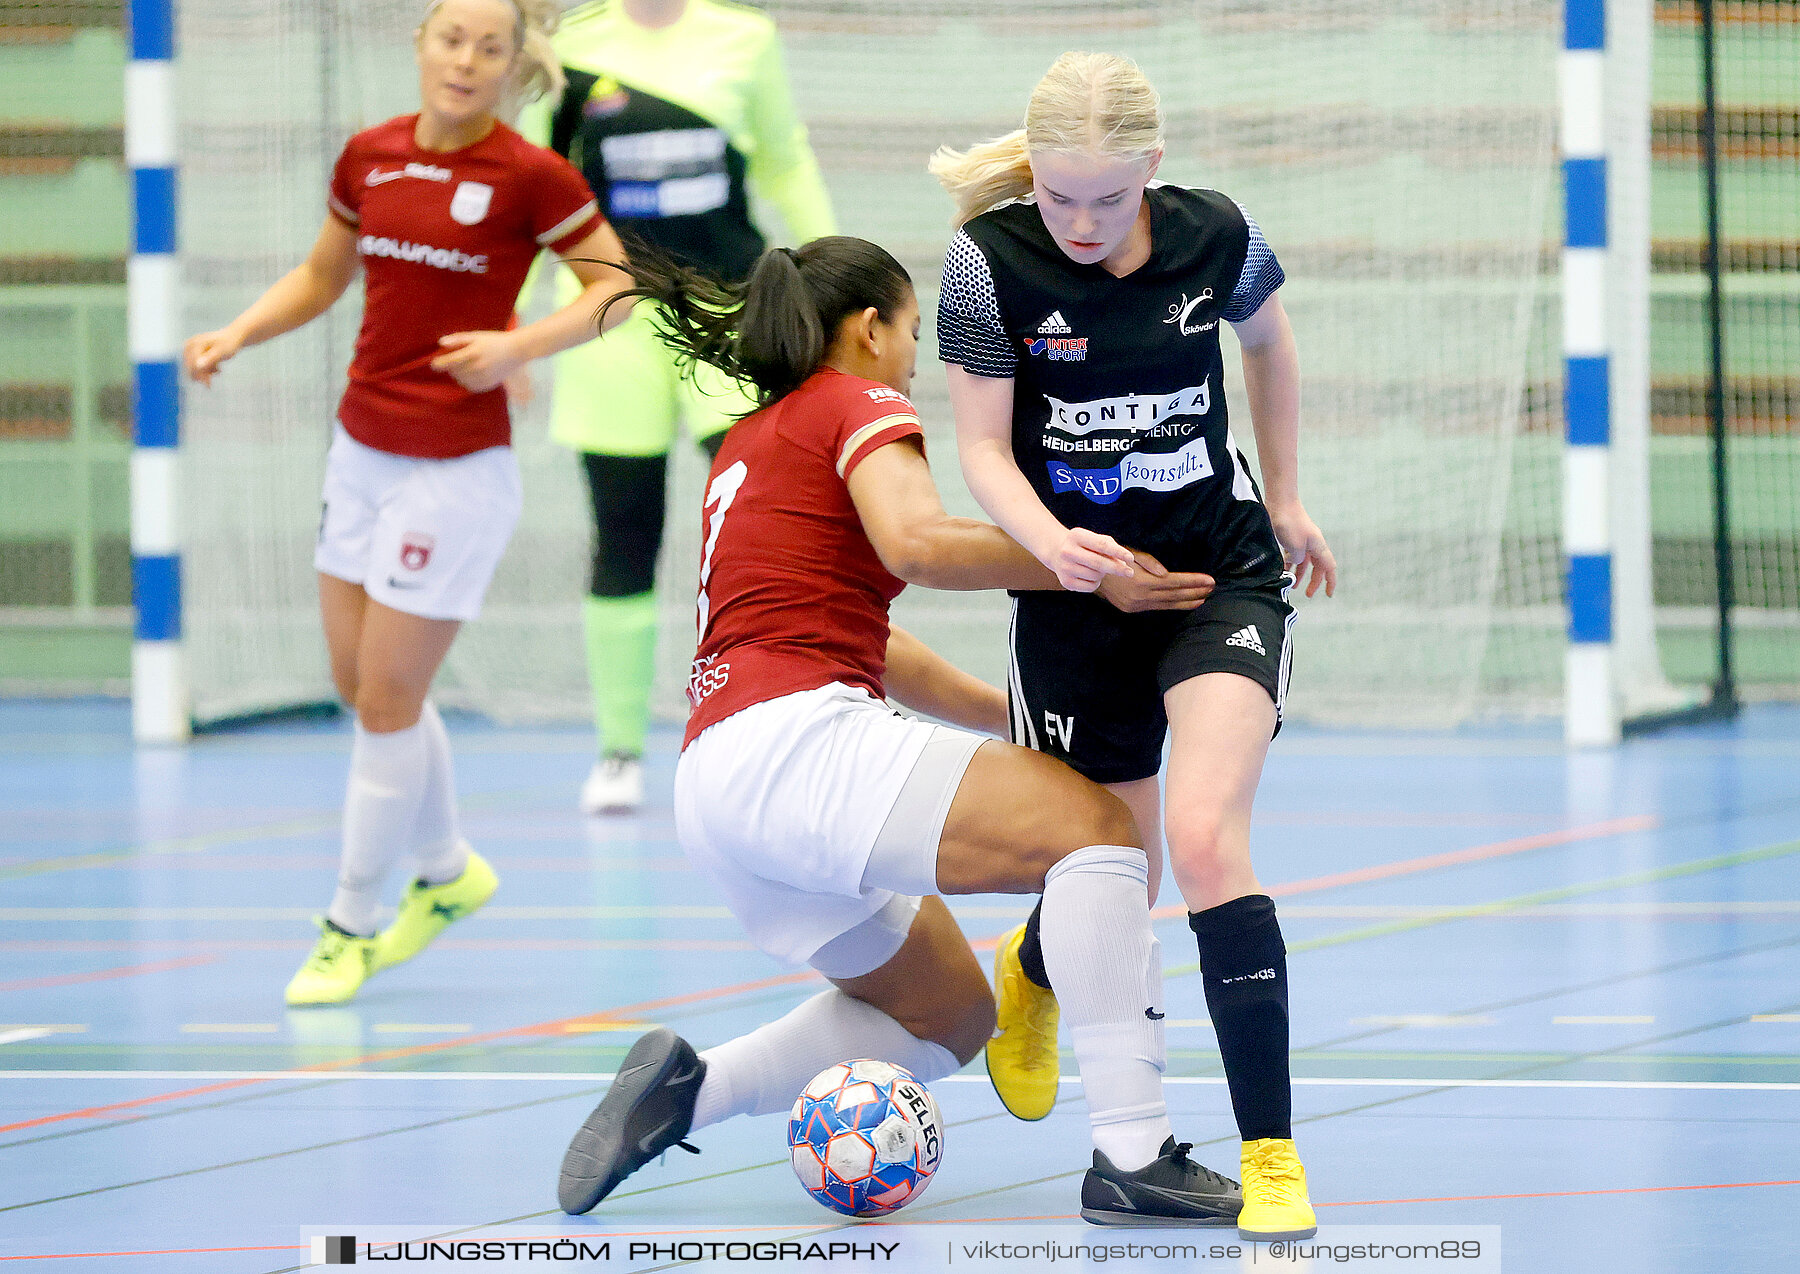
[{"left": 1007, "top": 578, "right": 1295, "bottom": 785}]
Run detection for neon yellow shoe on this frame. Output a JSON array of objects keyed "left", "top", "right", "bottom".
[
  {"left": 1238, "top": 1137, "right": 1317, "bottom": 1241},
  {"left": 372, "top": 847, "right": 498, "bottom": 972},
  {"left": 984, "top": 921, "right": 1061, "bottom": 1121},
  {"left": 285, "top": 920, "right": 378, "bottom": 1006}
]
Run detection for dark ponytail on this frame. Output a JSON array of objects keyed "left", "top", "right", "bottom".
[{"left": 593, "top": 237, "right": 913, "bottom": 408}]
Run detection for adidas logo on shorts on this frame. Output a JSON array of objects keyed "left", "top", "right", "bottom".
[
  {"left": 1225, "top": 624, "right": 1267, "bottom": 656},
  {"left": 1037, "top": 310, "right": 1073, "bottom": 334}
]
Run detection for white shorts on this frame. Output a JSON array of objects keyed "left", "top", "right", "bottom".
[
  {"left": 673, "top": 682, "right": 985, "bottom": 973},
  {"left": 313, "top": 424, "right": 522, "bottom": 622}
]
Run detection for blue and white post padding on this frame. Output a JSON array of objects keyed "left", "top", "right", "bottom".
[
  {"left": 1562, "top": 0, "right": 1617, "bottom": 746},
  {"left": 128, "top": 0, "right": 190, "bottom": 742}
]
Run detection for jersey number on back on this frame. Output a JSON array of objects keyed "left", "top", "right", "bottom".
[{"left": 697, "top": 460, "right": 749, "bottom": 641}]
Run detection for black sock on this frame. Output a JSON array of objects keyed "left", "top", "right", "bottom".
[
  {"left": 1017, "top": 897, "right": 1052, "bottom": 989},
  {"left": 1190, "top": 894, "right": 1291, "bottom": 1141}
]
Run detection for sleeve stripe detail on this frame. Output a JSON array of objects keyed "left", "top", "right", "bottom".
[
  {"left": 936, "top": 229, "right": 1016, "bottom": 377},
  {"left": 1224, "top": 204, "right": 1284, "bottom": 323},
  {"left": 538, "top": 200, "right": 601, "bottom": 247},
  {"left": 836, "top": 414, "right": 920, "bottom": 477},
  {"left": 328, "top": 195, "right": 359, "bottom": 225}
]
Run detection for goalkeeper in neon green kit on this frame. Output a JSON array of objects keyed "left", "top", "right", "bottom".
[{"left": 524, "top": 0, "right": 835, "bottom": 812}]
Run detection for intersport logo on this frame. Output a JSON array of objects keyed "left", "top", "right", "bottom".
[{"left": 357, "top": 235, "right": 489, "bottom": 273}]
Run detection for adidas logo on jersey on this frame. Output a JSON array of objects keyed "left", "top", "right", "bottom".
[
  {"left": 1037, "top": 310, "right": 1073, "bottom": 334},
  {"left": 1225, "top": 624, "right": 1267, "bottom": 656}
]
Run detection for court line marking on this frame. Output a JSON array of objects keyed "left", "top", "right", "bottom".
[
  {"left": 47, "top": 854, "right": 696, "bottom": 872},
  {"left": 0, "top": 955, "right": 220, "bottom": 993},
  {"left": 178, "top": 1024, "right": 279, "bottom": 1034},
  {"left": 421, "top": 929, "right": 1800, "bottom": 1255},
  {"left": 0, "top": 1029, "right": 58, "bottom": 1047},
  {"left": 9, "top": 901, "right": 1800, "bottom": 935},
  {"left": 0, "top": 807, "right": 1657, "bottom": 893},
  {"left": 482, "top": 908, "right": 1800, "bottom": 1249},
  {"left": 0, "top": 1245, "right": 307, "bottom": 1263},
  {"left": 0, "top": 906, "right": 717, "bottom": 921},
  {"left": 4, "top": 1071, "right": 1797, "bottom": 1091},
  {"left": 0, "top": 1084, "right": 610, "bottom": 1219},
  {"left": 15, "top": 1175, "right": 1800, "bottom": 1264},
  {"left": 371, "top": 1023, "right": 474, "bottom": 1034},
  {"left": 1554, "top": 1015, "right": 1655, "bottom": 1024},
  {"left": 0, "top": 1078, "right": 355, "bottom": 1156},
  {"left": 886, "top": 997, "right": 1800, "bottom": 1242},
  {"left": 1155, "top": 815, "right": 1660, "bottom": 922},
  {"left": 0, "top": 970, "right": 822, "bottom": 1136},
  {"left": 0, "top": 938, "right": 763, "bottom": 952},
  {"left": 0, "top": 1025, "right": 85, "bottom": 1033},
  {"left": 1167, "top": 835, "right": 1800, "bottom": 977},
  {"left": 1321, "top": 1177, "right": 1800, "bottom": 1207},
  {"left": 0, "top": 780, "right": 580, "bottom": 883},
  {"left": 0, "top": 818, "right": 1742, "bottom": 1137},
  {"left": 1295, "top": 930, "right": 1800, "bottom": 1060},
  {"left": 1268, "top": 815, "right": 1659, "bottom": 896},
  {"left": 10, "top": 831, "right": 1785, "bottom": 1216},
  {"left": 0, "top": 815, "right": 343, "bottom": 883}
]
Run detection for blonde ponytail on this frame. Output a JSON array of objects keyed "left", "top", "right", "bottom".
[
  {"left": 508, "top": 0, "right": 565, "bottom": 104},
  {"left": 928, "top": 129, "right": 1035, "bottom": 231},
  {"left": 930, "top": 52, "right": 1165, "bottom": 228}
]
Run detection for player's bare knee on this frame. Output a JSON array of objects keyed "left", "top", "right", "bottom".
[
  {"left": 884, "top": 971, "right": 991, "bottom": 1066},
  {"left": 1048, "top": 785, "right": 1141, "bottom": 868},
  {"left": 354, "top": 680, "right": 423, "bottom": 734},
  {"left": 1166, "top": 803, "right": 1228, "bottom": 866},
  {"left": 1004, "top": 789, "right": 1140, "bottom": 890},
  {"left": 1088, "top": 786, "right": 1143, "bottom": 850},
  {"left": 934, "top": 980, "right": 995, "bottom": 1067}
]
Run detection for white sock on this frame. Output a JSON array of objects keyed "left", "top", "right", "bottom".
[
  {"left": 1039, "top": 844, "right": 1172, "bottom": 1172},
  {"left": 689, "top": 989, "right": 960, "bottom": 1131},
  {"left": 410, "top": 702, "right": 467, "bottom": 885},
  {"left": 327, "top": 718, "right": 430, "bottom": 936}
]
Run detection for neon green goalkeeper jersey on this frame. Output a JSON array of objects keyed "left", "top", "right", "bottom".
[{"left": 524, "top": 0, "right": 836, "bottom": 280}]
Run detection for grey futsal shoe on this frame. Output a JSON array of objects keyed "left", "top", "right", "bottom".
[
  {"left": 1081, "top": 1137, "right": 1244, "bottom": 1227},
  {"left": 558, "top": 1027, "right": 705, "bottom": 1214}
]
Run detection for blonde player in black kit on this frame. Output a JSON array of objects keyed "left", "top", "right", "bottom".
[{"left": 932, "top": 52, "right": 1337, "bottom": 1241}]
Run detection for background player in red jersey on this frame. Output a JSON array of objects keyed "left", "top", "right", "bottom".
[
  {"left": 182, "top": 0, "right": 636, "bottom": 1006},
  {"left": 554, "top": 237, "right": 1241, "bottom": 1228},
  {"left": 932, "top": 52, "right": 1339, "bottom": 1241}
]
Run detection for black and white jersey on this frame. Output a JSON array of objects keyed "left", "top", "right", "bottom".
[{"left": 938, "top": 185, "right": 1287, "bottom": 583}]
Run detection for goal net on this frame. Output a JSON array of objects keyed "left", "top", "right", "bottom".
[
  {"left": 1644, "top": 1, "right": 1800, "bottom": 703},
  {"left": 177, "top": 0, "right": 1577, "bottom": 728}
]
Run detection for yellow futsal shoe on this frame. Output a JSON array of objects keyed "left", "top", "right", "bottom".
[
  {"left": 1238, "top": 1137, "right": 1318, "bottom": 1242},
  {"left": 285, "top": 920, "right": 378, "bottom": 1007},
  {"left": 984, "top": 922, "right": 1061, "bottom": 1120},
  {"left": 372, "top": 847, "right": 498, "bottom": 972}
]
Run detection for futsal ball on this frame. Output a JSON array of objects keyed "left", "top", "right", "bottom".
[{"left": 787, "top": 1059, "right": 944, "bottom": 1217}]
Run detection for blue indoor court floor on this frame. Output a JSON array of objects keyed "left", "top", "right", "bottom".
[{"left": 1, "top": 699, "right": 1797, "bottom": 1272}]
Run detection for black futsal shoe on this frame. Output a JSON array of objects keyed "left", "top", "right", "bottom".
[
  {"left": 558, "top": 1027, "right": 706, "bottom": 1214},
  {"left": 1080, "top": 1137, "right": 1244, "bottom": 1227}
]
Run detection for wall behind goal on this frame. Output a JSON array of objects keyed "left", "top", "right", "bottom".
[{"left": 178, "top": 0, "right": 1563, "bottom": 728}]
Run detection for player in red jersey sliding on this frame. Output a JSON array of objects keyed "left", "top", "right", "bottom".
[
  {"left": 555, "top": 236, "right": 1242, "bottom": 1227},
  {"left": 183, "top": 0, "right": 636, "bottom": 1006}
]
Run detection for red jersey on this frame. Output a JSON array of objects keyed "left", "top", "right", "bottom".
[
  {"left": 682, "top": 368, "right": 926, "bottom": 748},
  {"left": 327, "top": 115, "right": 602, "bottom": 458}
]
